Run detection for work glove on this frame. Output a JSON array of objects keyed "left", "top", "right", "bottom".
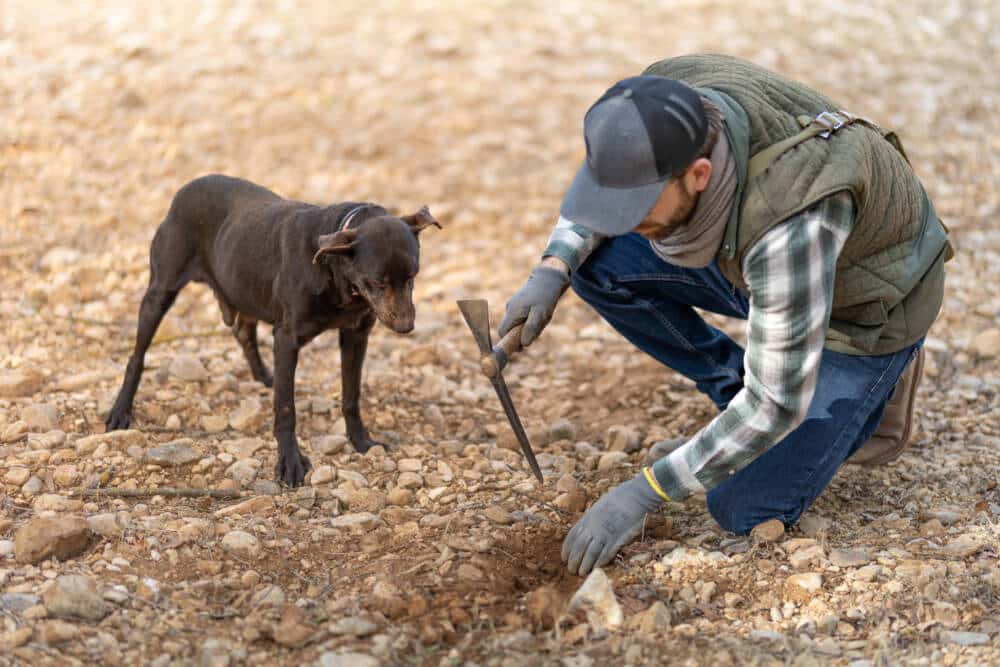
[
  {"left": 561, "top": 470, "right": 668, "bottom": 576},
  {"left": 498, "top": 265, "right": 570, "bottom": 348}
]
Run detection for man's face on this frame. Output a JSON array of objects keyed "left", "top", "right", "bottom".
[{"left": 633, "top": 178, "right": 699, "bottom": 241}]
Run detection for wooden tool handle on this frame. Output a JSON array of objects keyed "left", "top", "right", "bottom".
[{"left": 481, "top": 324, "right": 524, "bottom": 378}]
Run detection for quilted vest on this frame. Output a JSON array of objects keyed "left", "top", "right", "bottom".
[{"left": 644, "top": 54, "right": 950, "bottom": 355}]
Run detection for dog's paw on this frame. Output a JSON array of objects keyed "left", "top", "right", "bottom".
[
  {"left": 105, "top": 411, "right": 133, "bottom": 432},
  {"left": 351, "top": 435, "right": 391, "bottom": 454},
  {"left": 275, "top": 450, "right": 312, "bottom": 487}
]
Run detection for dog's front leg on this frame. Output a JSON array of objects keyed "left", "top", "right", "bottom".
[
  {"left": 272, "top": 328, "right": 312, "bottom": 486},
  {"left": 340, "top": 319, "right": 387, "bottom": 453}
]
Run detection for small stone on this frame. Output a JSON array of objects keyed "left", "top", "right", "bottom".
[
  {"left": 74, "top": 429, "right": 147, "bottom": 454},
  {"left": 165, "top": 414, "right": 182, "bottom": 430},
  {"left": 328, "top": 616, "right": 377, "bottom": 637},
  {"left": 170, "top": 355, "right": 209, "bottom": 382},
  {"left": 37, "top": 619, "right": 79, "bottom": 645},
  {"left": 349, "top": 488, "right": 386, "bottom": 513},
  {"left": 21, "top": 476, "right": 43, "bottom": 496},
  {"left": 828, "top": 548, "right": 871, "bottom": 568},
  {"left": 396, "top": 471, "right": 423, "bottom": 489},
  {"left": 942, "top": 630, "right": 989, "bottom": 646},
  {"left": 22, "top": 403, "right": 59, "bottom": 431},
  {"left": 484, "top": 505, "right": 514, "bottom": 525},
  {"left": 789, "top": 544, "right": 825, "bottom": 570},
  {"left": 526, "top": 585, "right": 564, "bottom": 630},
  {"left": 797, "top": 515, "right": 832, "bottom": 538},
  {"left": 568, "top": 568, "right": 623, "bottom": 630},
  {"left": 969, "top": 328, "right": 1000, "bottom": 357},
  {"left": 1, "top": 420, "right": 28, "bottom": 443},
  {"left": 32, "top": 493, "right": 83, "bottom": 512},
  {"left": 4, "top": 466, "right": 31, "bottom": 486},
  {"left": 387, "top": 487, "right": 414, "bottom": 506},
  {"left": 337, "top": 469, "right": 369, "bottom": 486},
  {"left": 214, "top": 496, "right": 276, "bottom": 518},
  {"left": 14, "top": 516, "right": 91, "bottom": 564},
  {"left": 606, "top": 425, "right": 642, "bottom": 453},
  {"left": 548, "top": 418, "right": 576, "bottom": 442},
  {"left": 314, "top": 435, "right": 348, "bottom": 456},
  {"left": 554, "top": 491, "right": 587, "bottom": 513},
  {"left": 87, "top": 513, "right": 124, "bottom": 537},
  {"left": 750, "top": 519, "right": 785, "bottom": 543},
  {"left": 923, "top": 508, "right": 964, "bottom": 526},
  {"left": 630, "top": 600, "right": 672, "bottom": 634},
  {"left": 143, "top": 438, "right": 201, "bottom": 465},
  {"left": 221, "top": 530, "right": 260, "bottom": 559},
  {"left": 311, "top": 465, "right": 337, "bottom": 486},
  {"left": 941, "top": 534, "right": 984, "bottom": 558},
  {"left": 0, "top": 540, "right": 12, "bottom": 556},
  {"left": 330, "top": 513, "right": 381, "bottom": 532},
  {"left": 229, "top": 397, "right": 264, "bottom": 432},
  {"left": 315, "top": 652, "right": 380, "bottom": 667},
  {"left": 52, "top": 464, "right": 79, "bottom": 488},
  {"left": 202, "top": 415, "right": 229, "bottom": 433},
  {"left": 854, "top": 564, "right": 881, "bottom": 582},
  {"left": 225, "top": 459, "right": 260, "bottom": 486},
  {"left": 750, "top": 629, "right": 785, "bottom": 643},
  {"left": 223, "top": 437, "right": 266, "bottom": 459},
  {"left": 397, "top": 458, "right": 423, "bottom": 472},
  {"left": 251, "top": 585, "right": 285, "bottom": 609},
  {"left": 274, "top": 604, "right": 315, "bottom": 647},
  {"left": 597, "top": 451, "right": 629, "bottom": 471},
  {"left": 457, "top": 564, "right": 484, "bottom": 581},
  {"left": 41, "top": 574, "right": 109, "bottom": 621},
  {"left": 0, "top": 370, "right": 43, "bottom": 398},
  {"left": 0, "top": 626, "right": 32, "bottom": 650},
  {"left": 0, "top": 593, "right": 41, "bottom": 612},
  {"left": 784, "top": 573, "right": 823, "bottom": 602}
]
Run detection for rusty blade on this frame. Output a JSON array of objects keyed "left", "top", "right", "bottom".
[{"left": 456, "top": 298, "right": 492, "bottom": 355}]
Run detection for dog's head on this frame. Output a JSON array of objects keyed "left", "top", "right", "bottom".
[{"left": 312, "top": 206, "right": 441, "bottom": 334}]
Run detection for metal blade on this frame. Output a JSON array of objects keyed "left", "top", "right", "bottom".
[
  {"left": 491, "top": 374, "right": 544, "bottom": 483},
  {"left": 457, "top": 298, "right": 493, "bottom": 354}
]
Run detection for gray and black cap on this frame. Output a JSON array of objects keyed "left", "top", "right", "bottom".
[{"left": 559, "top": 76, "right": 708, "bottom": 236}]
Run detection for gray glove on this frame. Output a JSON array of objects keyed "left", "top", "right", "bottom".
[
  {"left": 498, "top": 265, "right": 570, "bottom": 348},
  {"left": 561, "top": 472, "right": 666, "bottom": 576}
]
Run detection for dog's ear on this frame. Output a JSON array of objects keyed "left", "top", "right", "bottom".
[
  {"left": 401, "top": 206, "right": 441, "bottom": 235},
  {"left": 313, "top": 229, "right": 357, "bottom": 264}
]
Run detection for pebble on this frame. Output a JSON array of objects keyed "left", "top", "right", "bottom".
[
  {"left": 22, "top": 402, "right": 59, "bottom": 431},
  {"left": 4, "top": 466, "right": 31, "bottom": 485},
  {"left": 969, "top": 328, "right": 1000, "bottom": 357},
  {"left": 314, "top": 435, "right": 348, "bottom": 456},
  {"left": 52, "top": 464, "right": 79, "bottom": 488},
  {"left": 784, "top": 573, "right": 823, "bottom": 602},
  {"left": 0, "top": 370, "right": 43, "bottom": 398},
  {"left": 606, "top": 425, "right": 642, "bottom": 453},
  {"left": 548, "top": 418, "right": 576, "bottom": 442},
  {"left": 21, "top": 476, "right": 43, "bottom": 496},
  {"left": 315, "top": 652, "right": 380, "bottom": 667},
  {"left": 829, "top": 548, "right": 871, "bottom": 568},
  {"left": 484, "top": 505, "right": 514, "bottom": 525},
  {"left": 221, "top": 530, "right": 260, "bottom": 559},
  {"left": 750, "top": 518, "right": 785, "bottom": 543},
  {"left": 526, "top": 585, "right": 563, "bottom": 630},
  {"left": 397, "top": 458, "right": 423, "bottom": 472},
  {"left": 274, "top": 604, "right": 315, "bottom": 647},
  {"left": 223, "top": 437, "right": 266, "bottom": 459},
  {"left": 789, "top": 544, "right": 825, "bottom": 570},
  {"left": 1, "top": 420, "right": 28, "bottom": 443},
  {"left": 225, "top": 459, "right": 259, "bottom": 485},
  {"left": 311, "top": 465, "right": 337, "bottom": 486},
  {"left": 14, "top": 516, "right": 91, "bottom": 564},
  {"left": 568, "top": 568, "right": 623, "bottom": 630},
  {"left": 169, "top": 355, "right": 209, "bottom": 382},
  {"left": 74, "top": 429, "right": 146, "bottom": 453},
  {"left": 87, "top": 513, "right": 125, "bottom": 537},
  {"left": 228, "top": 397, "right": 264, "bottom": 431},
  {"left": 41, "top": 574, "right": 109, "bottom": 620},
  {"left": 630, "top": 600, "right": 672, "bottom": 634},
  {"left": 214, "top": 496, "right": 275, "bottom": 518},
  {"left": 0, "top": 593, "right": 40, "bottom": 612},
  {"left": 597, "top": 451, "right": 629, "bottom": 471},
  {"left": 942, "top": 630, "right": 989, "bottom": 646},
  {"left": 797, "top": 515, "right": 832, "bottom": 538},
  {"left": 387, "top": 487, "right": 414, "bottom": 506},
  {"left": 37, "top": 619, "right": 79, "bottom": 645},
  {"left": 337, "top": 469, "right": 369, "bottom": 487},
  {"left": 328, "top": 616, "right": 378, "bottom": 637},
  {"left": 143, "top": 438, "right": 201, "bottom": 465},
  {"left": 396, "top": 472, "right": 423, "bottom": 489},
  {"left": 32, "top": 493, "right": 83, "bottom": 512},
  {"left": 330, "top": 513, "right": 381, "bottom": 532}
]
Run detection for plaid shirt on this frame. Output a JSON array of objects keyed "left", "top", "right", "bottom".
[{"left": 545, "top": 191, "right": 855, "bottom": 501}]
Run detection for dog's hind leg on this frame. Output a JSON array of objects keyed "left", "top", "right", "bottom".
[
  {"left": 105, "top": 221, "right": 193, "bottom": 431},
  {"left": 233, "top": 315, "right": 273, "bottom": 387}
]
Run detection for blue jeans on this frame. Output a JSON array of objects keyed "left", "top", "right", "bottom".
[{"left": 572, "top": 233, "right": 920, "bottom": 534}]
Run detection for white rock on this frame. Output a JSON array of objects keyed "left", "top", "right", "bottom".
[
  {"left": 969, "top": 328, "right": 1000, "bottom": 358},
  {"left": 170, "top": 355, "right": 208, "bottom": 382},
  {"left": 328, "top": 616, "right": 377, "bottom": 637},
  {"left": 942, "top": 630, "right": 989, "bottom": 646},
  {"left": 315, "top": 652, "right": 380, "bottom": 667},
  {"left": 606, "top": 425, "right": 641, "bottom": 453},
  {"left": 221, "top": 530, "right": 260, "bottom": 559},
  {"left": 311, "top": 465, "right": 337, "bottom": 486},
  {"left": 597, "top": 451, "right": 629, "bottom": 471},
  {"left": 330, "top": 513, "right": 381, "bottom": 532},
  {"left": 784, "top": 573, "right": 823, "bottom": 602},
  {"left": 143, "top": 439, "right": 201, "bottom": 465},
  {"left": 22, "top": 403, "right": 59, "bottom": 431},
  {"left": 397, "top": 458, "right": 423, "bottom": 472},
  {"left": 568, "top": 568, "right": 623, "bottom": 630},
  {"left": 41, "top": 574, "right": 109, "bottom": 621}
]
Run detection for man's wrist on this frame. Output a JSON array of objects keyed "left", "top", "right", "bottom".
[{"left": 540, "top": 255, "right": 571, "bottom": 275}]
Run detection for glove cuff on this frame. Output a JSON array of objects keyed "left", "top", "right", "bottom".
[{"left": 642, "top": 467, "right": 671, "bottom": 502}]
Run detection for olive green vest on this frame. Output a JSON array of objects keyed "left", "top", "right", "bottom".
[{"left": 644, "top": 54, "right": 951, "bottom": 355}]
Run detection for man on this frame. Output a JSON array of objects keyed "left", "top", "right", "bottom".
[{"left": 498, "top": 54, "right": 951, "bottom": 576}]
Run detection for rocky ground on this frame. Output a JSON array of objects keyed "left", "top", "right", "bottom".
[{"left": 1, "top": 1, "right": 998, "bottom": 665}]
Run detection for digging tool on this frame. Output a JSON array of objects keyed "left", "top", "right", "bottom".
[{"left": 456, "top": 298, "right": 544, "bottom": 482}]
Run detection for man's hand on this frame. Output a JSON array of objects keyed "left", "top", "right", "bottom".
[
  {"left": 498, "top": 259, "right": 571, "bottom": 348},
  {"left": 561, "top": 472, "right": 667, "bottom": 576}
]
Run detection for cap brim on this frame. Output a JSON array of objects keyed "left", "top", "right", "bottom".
[{"left": 559, "top": 161, "right": 668, "bottom": 236}]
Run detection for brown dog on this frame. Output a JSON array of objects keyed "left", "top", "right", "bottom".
[{"left": 105, "top": 174, "right": 440, "bottom": 486}]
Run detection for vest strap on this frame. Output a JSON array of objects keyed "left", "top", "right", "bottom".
[{"left": 747, "top": 110, "right": 863, "bottom": 181}]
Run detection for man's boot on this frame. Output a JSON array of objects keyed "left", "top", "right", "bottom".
[{"left": 847, "top": 347, "right": 925, "bottom": 467}]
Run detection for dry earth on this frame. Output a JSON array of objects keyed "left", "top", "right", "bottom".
[{"left": 1, "top": 1, "right": 999, "bottom": 665}]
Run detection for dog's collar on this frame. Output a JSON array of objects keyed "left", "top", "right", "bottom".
[{"left": 338, "top": 203, "right": 372, "bottom": 232}]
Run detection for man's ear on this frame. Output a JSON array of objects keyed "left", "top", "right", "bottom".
[
  {"left": 312, "top": 229, "right": 358, "bottom": 264},
  {"left": 401, "top": 205, "right": 442, "bottom": 234},
  {"left": 685, "top": 157, "right": 713, "bottom": 193}
]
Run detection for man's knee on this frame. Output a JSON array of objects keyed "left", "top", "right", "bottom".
[{"left": 706, "top": 486, "right": 802, "bottom": 536}]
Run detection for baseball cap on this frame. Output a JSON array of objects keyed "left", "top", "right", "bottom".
[{"left": 559, "top": 76, "right": 708, "bottom": 236}]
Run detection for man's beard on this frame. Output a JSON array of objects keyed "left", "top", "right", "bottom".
[{"left": 645, "top": 185, "right": 699, "bottom": 241}]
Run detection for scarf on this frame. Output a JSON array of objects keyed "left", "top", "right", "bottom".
[{"left": 650, "top": 133, "right": 737, "bottom": 268}]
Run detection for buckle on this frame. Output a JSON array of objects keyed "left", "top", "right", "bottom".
[{"left": 814, "top": 110, "right": 854, "bottom": 139}]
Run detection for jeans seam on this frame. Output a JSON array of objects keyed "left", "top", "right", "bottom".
[{"left": 616, "top": 274, "right": 748, "bottom": 322}]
